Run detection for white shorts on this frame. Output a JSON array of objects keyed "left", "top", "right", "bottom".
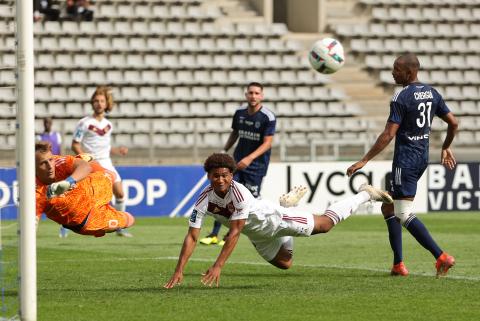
[
  {"left": 248, "top": 207, "right": 314, "bottom": 262},
  {"left": 97, "top": 158, "right": 121, "bottom": 183}
]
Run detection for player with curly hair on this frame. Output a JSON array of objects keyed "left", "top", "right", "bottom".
[{"left": 164, "top": 153, "right": 392, "bottom": 288}]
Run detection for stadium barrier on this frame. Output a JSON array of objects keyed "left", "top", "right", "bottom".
[{"left": 1, "top": 162, "right": 478, "bottom": 219}]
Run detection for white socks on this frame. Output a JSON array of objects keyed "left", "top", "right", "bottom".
[
  {"left": 114, "top": 198, "right": 126, "bottom": 212},
  {"left": 324, "top": 191, "right": 370, "bottom": 225}
]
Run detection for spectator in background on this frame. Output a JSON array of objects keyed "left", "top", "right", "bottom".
[
  {"left": 37, "top": 117, "right": 62, "bottom": 155},
  {"left": 199, "top": 82, "right": 276, "bottom": 246},
  {"left": 33, "top": 0, "right": 60, "bottom": 22},
  {"left": 72, "top": 86, "right": 132, "bottom": 237},
  {"left": 66, "top": 0, "right": 94, "bottom": 21},
  {"left": 36, "top": 117, "right": 69, "bottom": 237}
]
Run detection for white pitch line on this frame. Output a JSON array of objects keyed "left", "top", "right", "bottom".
[{"left": 31, "top": 256, "right": 480, "bottom": 282}]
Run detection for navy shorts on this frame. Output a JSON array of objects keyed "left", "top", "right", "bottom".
[
  {"left": 389, "top": 164, "right": 427, "bottom": 199},
  {"left": 234, "top": 171, "right": 264, "bottom": 198}
]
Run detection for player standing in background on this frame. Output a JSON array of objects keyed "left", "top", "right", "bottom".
[
  {"left": 347, "top": 53, "right": 459, "bottom": 277},
  {"left": 37, "top": 117, "right": 62, "bottom": 155},
  {"left": 36, "top": 117, "right": 69, "bottom": 238},
  {"left": 71, "top": 86, "right": 132, "bottom": 237},
  {"left": 164, "top": 153, "right": 393, "bottom": 289},
  {"left": 199, "top": 82, "right": 276, "bottom": 246}
]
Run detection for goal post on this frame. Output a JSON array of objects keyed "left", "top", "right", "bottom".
[{"left": 15, "top": 0, "right": 37, "bottom": 320}]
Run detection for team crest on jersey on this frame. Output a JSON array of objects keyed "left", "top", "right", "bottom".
[
  {"left": 227, "top": 202, "right": 235, "bottom": 213},
  {"left": 190, "top": 209, "right": 198, "bottom": 223},
  {"left": 88, "top": 124, "right": 111, "bottom": 136},
  {"left": 255, "top": 121, "right": 261, "bottom": 128}
]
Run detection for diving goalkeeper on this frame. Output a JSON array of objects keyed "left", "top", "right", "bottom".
[{"left": 35, "top": 141, "right": 135, "bottom": 237}]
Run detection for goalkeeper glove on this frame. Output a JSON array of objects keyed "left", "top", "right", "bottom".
[{"left": 47, "top": 176, "right": 76, "bottom": 198}]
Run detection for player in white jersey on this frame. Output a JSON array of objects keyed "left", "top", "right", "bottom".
[
  {"left": 164, "top": 153, "right": 393, "bottom": 289},
  {"left": 71, "top": 86, "right": 132, "bottom": 237}
]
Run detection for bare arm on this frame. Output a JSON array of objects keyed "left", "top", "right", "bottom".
[
  {"left": 347, "top": 122, "right": 399, "bottom": 177},
  {"left": 223, "top": 130, "right": 239, "bottom": 152},
  {"left": 71, "top": 140, "right": 84, "bottom": 155},
  {"left": 237, "top": 135, "right": 274, "bottom": 170},
  {"left": 440, "top": 112, "right": 459, "bottom": 170},
  {"left": 70, "top": 158, "right": 92, "bottom": 183},
  {"left": 110, "top": 146, "right": 128, "bottom": 156},
  {"left": 164, "top": 227, "right": 200, "bottom": 289},
  {"left": 201, "top": 219, "right": 246, "bottom": 287}
]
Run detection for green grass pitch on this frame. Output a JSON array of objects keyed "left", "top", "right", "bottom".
[{"left": 1, "top": 212, "right": 480, "bottom": 321}]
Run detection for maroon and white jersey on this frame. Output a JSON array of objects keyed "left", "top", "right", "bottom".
[
  {"left": 73, "top": 116, "right": 113, "bottom": 160},
  {"left": 190, "top": 180, "right": 314, "bottom": 241}
]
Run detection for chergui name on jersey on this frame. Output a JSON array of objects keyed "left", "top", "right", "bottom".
[{"left": 414, "top": 90, "right": 433, "bottom": 100}]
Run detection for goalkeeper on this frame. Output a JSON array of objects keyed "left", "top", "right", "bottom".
[{"left": 35, "top": 141, "right": 135, "bottom": 237}]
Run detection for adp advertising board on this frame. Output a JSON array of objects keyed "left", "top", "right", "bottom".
[
  {"left": 0, "top": 166, "right": 209, "bottom": 219},
  {"left": 263, "top": 161, "right": 428, "bottom": 214}
]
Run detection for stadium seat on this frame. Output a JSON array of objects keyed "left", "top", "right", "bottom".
[
  {"left": 5, "top": 134, "right": 15, "bottom": 149},
  {"left": 112, "top": 37, "right": 129, "bottom": 51},
  {"left": 202, "top": 132, "right": 222, "bottom": 147},
  {"left": 0, "top": 119, "right": 14, "bottom": 134},
  {"left": 191, "top": 86, "right": 209, "bottom": 100},
  {"left": 34, "top": 102, "right": 48, "bottom": 118},
  {"left": 91, "top": 54, "right": 109, "bottom": 68},
  {"left": 158, "top": 71, "right": 176, "bottom": 84},
  {"left": 65, "top": 103, "right": 87, "bottom": 118},
  {"left": 55, "top": 53, "right": 74, "bottom": 68},
  {"left": 139, "top": 87, "right": 157, "bottom": 100},
  {"left": 117, "top": 102, "right": 137, "bottom": 117},
  {"left": 0, "top": 102, "right": 14, "bottom": 118},
  {"left": 34, "top": 87, "right": 49, "bottom": 101},
  {"left": 132, "top": 133, "right": 151, "bottom": 148},
  {"left": 123, "top": 70, "right": 141, "bottom": 85},
  {"left": 78, "top": 22, "right": 95, "bottom": 34},
  {"left": 170, "top": 102, "right": 190, "bottom": 117}
]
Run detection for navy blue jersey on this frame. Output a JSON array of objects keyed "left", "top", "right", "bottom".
[
  {"left": 388, "top": 83, "right": 450, "bottom": 168},
  {"left": 232, "top": 106, "right": 276, "bottom": 177}
]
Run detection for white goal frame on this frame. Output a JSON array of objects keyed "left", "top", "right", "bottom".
[{"left": 15, "top": 0, "right": 37, "bottom": 320}]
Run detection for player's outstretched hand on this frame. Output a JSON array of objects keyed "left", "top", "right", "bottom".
[
  {"left": 201, "top": 266, "right": 221, "bottom": 287},
  {"left": 47, "top": 177, "right": 76, "bottom": 198},
  {"left": 119, "top": 146, "right": 128, "bottom": 156},
  {"left": 164, "top": 271, "right": 183, "bottom": 289},
  {"left": 347, "top": 160, "right": 367, "bottom": 177},
  {"left": 441, "top": 148, "right": 456, "bottom": 170}
]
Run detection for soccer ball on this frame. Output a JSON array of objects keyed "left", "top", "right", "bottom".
[{"left": 308, "top": 38, "right": 345, "bottom": 74}]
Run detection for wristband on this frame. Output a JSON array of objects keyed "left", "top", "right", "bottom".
[{"left": 65, "top": 176, "right": 77, "bottom": 186}]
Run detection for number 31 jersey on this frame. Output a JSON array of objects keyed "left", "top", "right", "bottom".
[{"left": 388, "top": 83, "right": 451, "bottom": 168}]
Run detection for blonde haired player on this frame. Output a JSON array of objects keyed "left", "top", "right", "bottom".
[
  {"left": 71, "top": 86, "right": 132, "bottom": 237},
  {"left": 35, "top": 141, "right": 135, "bottom": 236}
]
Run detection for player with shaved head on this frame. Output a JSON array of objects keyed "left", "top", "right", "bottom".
[{"left": 347, "top": 53, "right": 459, "bottom": 277}]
